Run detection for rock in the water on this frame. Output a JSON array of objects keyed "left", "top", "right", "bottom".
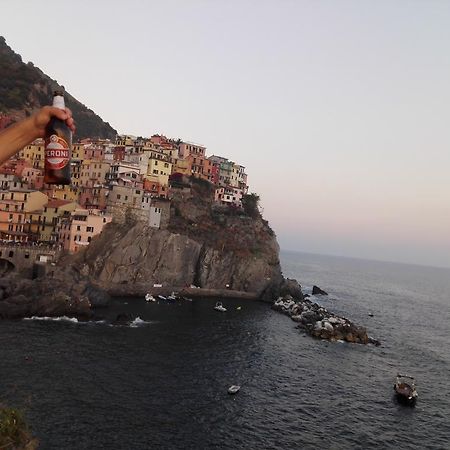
[
  {"left": 272, "top": 294, "right": 379, "bottom": 346},
  {"left": 112, "top": 313, "right": 134, "bottom": 325},
  {"left": 312, "top": 285, "right": 328, "bottom": 296},
  {"left": 279, "top": 278, "right": 304, "bottom": 300}
]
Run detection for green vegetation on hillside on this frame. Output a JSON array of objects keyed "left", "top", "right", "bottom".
[
  {"left": 0, "top": 404, "right": 38, "bottom": 449},
  {"left": 0, "top": 36, "right": 117, "bottom": 140}
]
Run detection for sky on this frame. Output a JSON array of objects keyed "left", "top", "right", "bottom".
[{"left": 2, "top": 0, "right": 450, "bottom": 268}]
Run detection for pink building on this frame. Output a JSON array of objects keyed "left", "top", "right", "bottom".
[
  {"left": 21, "top": 167, "right": 44, "bottom": 190},
  {"left": 113, "top": 146, "right": 126, "bottom": 161},
  {"left": 78, "top": 186, "right": 109, "bottom": 210},
  {"left": 84, "top": 144, "right": 105, "bottom": 161},
  {"left": 178, "top": 142, "right": 206, "bottom": 159},
  {"left": 58, "top": 208, "right": 112, "bottom": 253}
]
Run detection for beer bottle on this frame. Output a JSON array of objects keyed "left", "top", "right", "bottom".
[{"left": 44, "top": 90, "right": 72, "bottom": 184}]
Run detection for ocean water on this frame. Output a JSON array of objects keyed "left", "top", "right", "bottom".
[{"left": 1, "top": 251, "right": 450, "bottom": 449}]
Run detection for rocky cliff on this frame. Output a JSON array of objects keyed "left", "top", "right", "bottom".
[
  {"left": 0, "top": 178, "right": 286, "bottom": 318},
  {"left": 0, "top": 36, "right": 117, "bottom": 139},
  {"left": 75, "top": 178, "right": 284, "bottom": 299}
]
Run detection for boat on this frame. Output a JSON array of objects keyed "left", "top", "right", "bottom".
[
  {"left": 228, "top": 385, "right": 240, "bottom": 395},
  {"left": 394, "top": 374, "right": 418, "bottom": 404},
  {"left": 157, "top": 295, "right": 167, "bottom": 301},
  {"left": 214, "top": 301, "right": 227, "bottom": 312},
  {"left": 145, "top": 293, "right": 156, "bottom": 302},
  {"left": 167, "top": 292, "right": 177, "bottom": 301}
]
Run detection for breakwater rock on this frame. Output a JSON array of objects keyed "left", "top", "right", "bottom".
[
  {"left": 0, "top": 271, "right": 92, "bottom": 319},
  {"left": 272, "top": 295, "right": 380, "bottom": 345}
]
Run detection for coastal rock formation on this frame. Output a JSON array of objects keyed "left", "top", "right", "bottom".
[
  {"left": 312, "top": 285, "right": 328, "bottom": 296},
  {"left": 72, "top": 179, "right": 284, "bottom": 300},
  {"left": 0, "top": 271, "right": 91, "bottom": 319},
  {"left": 272, "top": 295, "right": 380, "bottom": 345},
  {"left": 0, "top": 179, "right": 285, "bottom": 318}
]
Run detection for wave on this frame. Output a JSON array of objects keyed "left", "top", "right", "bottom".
[
  {"left": 129, "top": 317, "right": 151, "bottom": 327},
  {"left": 23, "top": 315, "right": 79, "bottom": 323},
  {"left": 23, "top": 316, "right": 107, "bottom": 325}
]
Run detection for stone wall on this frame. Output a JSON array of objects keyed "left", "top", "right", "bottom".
[{"left": 0, "top": 245, "right": 59, "bottom": 275}]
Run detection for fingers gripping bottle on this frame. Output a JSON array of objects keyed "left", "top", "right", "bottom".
[{"left": 44, "top": 90, "right": 72, "bottom": 184}]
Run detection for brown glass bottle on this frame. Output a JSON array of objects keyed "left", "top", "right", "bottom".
[{"left": 44, "top": 90, "right": 72, "bottom": 185}]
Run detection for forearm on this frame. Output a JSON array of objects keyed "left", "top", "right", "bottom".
[{"left": 0, "top": 117, "right": 39, "bottom": 165}]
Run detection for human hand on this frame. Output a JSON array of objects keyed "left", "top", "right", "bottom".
[{"left": 31, "top": 106, "right": 76, "bottom": 139}]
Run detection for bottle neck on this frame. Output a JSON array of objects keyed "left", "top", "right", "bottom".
[{"left": 52, "top": 95, "right": 65, "bottom": 110}]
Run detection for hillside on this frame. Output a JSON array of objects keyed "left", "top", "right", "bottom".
[
  {"left": 77, "top": 178, "right": 284, "bottom": 298},
  {"left": 0, "top": 36, "right": 117, "bottom": 140}
]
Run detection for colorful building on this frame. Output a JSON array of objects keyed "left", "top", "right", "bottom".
[
  {"left": 0, "top": 189, "right": 48, "bottom": 242},
  {"left": 58, "top": 209, "right": 112, "bottom": 253}
]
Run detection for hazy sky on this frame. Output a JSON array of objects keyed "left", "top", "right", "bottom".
[{"left": 2, "top": 1, "right": 450, "bottom": 267}]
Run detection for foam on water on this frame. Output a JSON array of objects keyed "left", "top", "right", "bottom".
[
  {"left": 129, "top": 317, "right": 151, "bottom": 327},
  {"left": 23, "top": 315, "right": 79, "bottom": 323}
]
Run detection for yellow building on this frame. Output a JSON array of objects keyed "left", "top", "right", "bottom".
[
  {"left": 144, "top": 150, "right": 172, "bottom": 187},
  {"left": 72, "top": 143, "right": 86, "bottom": 161},
  {"left": 71, "top": 160, "right": 82, "bottom": 187},
  {"left": 18, "top": 139, "right": 45, "bottom": 169},
  {"left": 0, "top": 189, "right": 48, "bottom": 241},
  {"left": 39, "top": 199, "right": 79, "bottom": 242},
  {"left": 79, "top": 160, "right": 111, "bottom": 188},
  {"left": 116, "top": 135, "right": 136, "bottom": 146},
  {"left": 172, "top": 158, "right": 192, "bottom": 176},
  {"left": 50, "top": 185, "right": 79, "bottom": 202}
]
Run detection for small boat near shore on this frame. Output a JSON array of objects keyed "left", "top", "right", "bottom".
[
  {"left": 167, "top": 292, "right": 177, "bottom": 301},
  {"left": 394, "top": 374, "right": 418, "bottom": 404},
  {"left": 157, "top": 295, "right": 167, "bottom": 301},
  {"left": 214, "top": 301, "right": 227, "bottom": 312},
  {"left": 228, "top": 385, "right": 240, "bottom": 395},
  {"left": 145, "top": 293, "right": 156, "bottom": 302}
]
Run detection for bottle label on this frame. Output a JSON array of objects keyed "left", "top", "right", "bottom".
[{"left": 45, "top": 134, "right": 70, "bottom": 170}]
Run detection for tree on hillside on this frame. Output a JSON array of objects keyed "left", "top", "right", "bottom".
[{"left": 242, "top": 193, "right": 261, "bottom": 218}]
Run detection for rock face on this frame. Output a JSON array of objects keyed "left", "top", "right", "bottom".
[
  {"left": 0, "top": 179, "right": 285, "bottom": 318},
  {"left": 73, "top": 180, "right": 284, "bottom": 300},
  {"left": 312, "top": 285, "right": 328, "bottom": 296},
  {"left": 272, "top": 295, "right": 380, "bottom": 345},
  {"left": 0, "top": 271, "right": 91, "bottom": 319}
]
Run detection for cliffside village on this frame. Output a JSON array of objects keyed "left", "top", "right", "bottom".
[{"left": 0, "top": 134, "right": 248, "bottom": 253}]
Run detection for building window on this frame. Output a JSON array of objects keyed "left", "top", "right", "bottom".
[
  {"left": 77, "top": 225, "right": 81, "bottom": 231},
  {"left": 9, "top": 251, "right": 13, "bottom": 257},
  {"left": 87, "top": 226, "right": 94, "bottom": 232}
]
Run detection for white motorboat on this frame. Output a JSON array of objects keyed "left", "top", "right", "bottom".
[
  {"left": 228, "top": 385, "right": 240, "bottom": 395},
  {"left": 394, "top": 374, "right": 418, "bottom": 404},
  {"left": 145, "top": 293, "right": 156, "bottom": 302},
  {"left": 167, "top": 292, "right": 177, "bottom": 301},
  {"left": 214, "top": 301, "right": 227, "bottom": 312}
]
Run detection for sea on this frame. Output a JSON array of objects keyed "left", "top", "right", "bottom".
[{"left": 1, "top": 250, "right": 450, "bottom": 449}]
